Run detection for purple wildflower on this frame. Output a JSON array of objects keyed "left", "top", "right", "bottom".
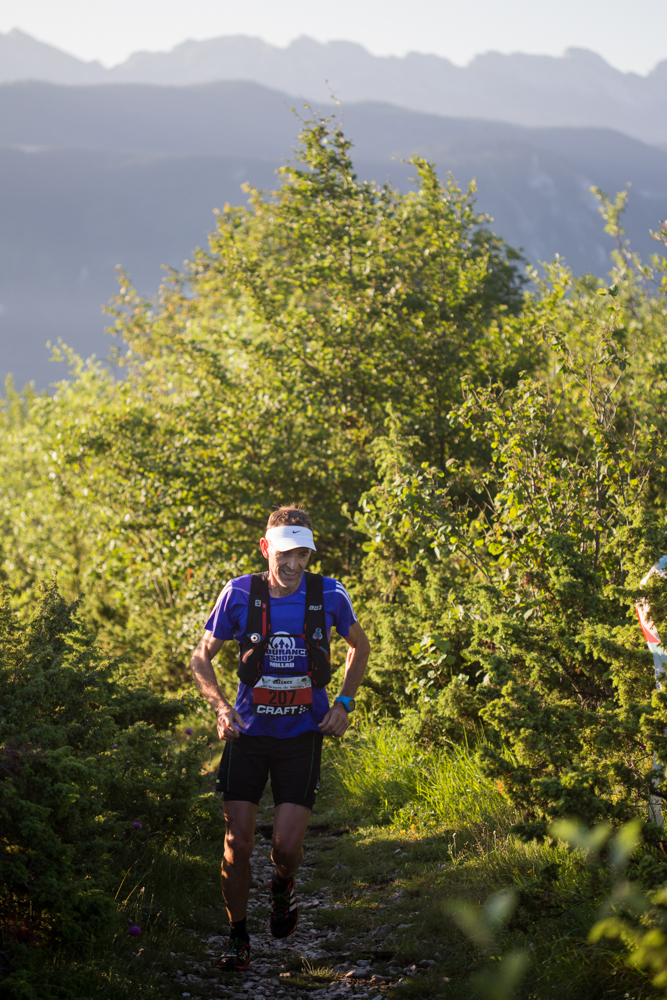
[
  {"left": 129, "top": 925, "right": 141, "bottom": 937},
  {"left": 111, "top": 744, "right": 117, "bottom": 749},
  {"left": 186, "top": 728, "right": 193, "bottom": 736},
  {"left": 132, "top": 822, "right": 142, "bottom": 830}
]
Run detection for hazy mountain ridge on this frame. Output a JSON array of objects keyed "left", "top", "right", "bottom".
[
  {"left": 1, "top": 79, "right": 665, "bottom": 388},
  {"left": 2, "top": 29, "right": 667, "bottom": 144}
]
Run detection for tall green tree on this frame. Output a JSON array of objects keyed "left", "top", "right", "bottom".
[
  {"left": 1, "top": 115, "right": 531, "bottom": 680},
  {"left": 98, "top": 117, "right": 528, "bottom": 569}
]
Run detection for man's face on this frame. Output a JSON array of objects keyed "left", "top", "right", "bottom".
[{"left": 260, "top": 538, "right": 311, "bottom": 589}]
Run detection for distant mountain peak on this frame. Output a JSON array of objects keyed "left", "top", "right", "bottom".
[
  {"left": 0, "top": 28, "right": 105, "bottom": 83},
  {"left": 564, "top": 47, "right": 611, "bottom": 64}
]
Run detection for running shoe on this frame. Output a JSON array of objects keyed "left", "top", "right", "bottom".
[
  {"left": 214, "top": 936, "right": 250, "bottom": 971},
  {"left": 269, "top": 876, "right": 299, "bottom": 938}
]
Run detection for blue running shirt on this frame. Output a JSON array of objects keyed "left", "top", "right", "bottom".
[{"left": 205, "top": 574, "right": 357, "bottom": 737}]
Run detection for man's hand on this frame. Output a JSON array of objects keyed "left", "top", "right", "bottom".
[
  {"left": 216, "top": 703, "right": 245, "bottom": 741},
  {"left": 318, "top": 701, "right": 350, "bottom": 737}
]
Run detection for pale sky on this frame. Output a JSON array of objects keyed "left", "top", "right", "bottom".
[{"left": 1, "top": 0, "right": 665, "bottom": 75}]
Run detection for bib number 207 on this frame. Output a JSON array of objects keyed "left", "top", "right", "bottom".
[{"left": 252, "top": 675, "right": 312, "bottom": 716}]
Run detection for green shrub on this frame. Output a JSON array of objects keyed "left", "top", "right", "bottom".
[
  {"left": 353, "top": 213, "right": 667, "bottom": 837},
  {"left": 0, "top": 583, "right": 206, "bottom": 996}
]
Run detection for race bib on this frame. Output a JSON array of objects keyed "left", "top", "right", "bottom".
[{"left": 252, "top": 675, "right": 313, "bottom": 716}]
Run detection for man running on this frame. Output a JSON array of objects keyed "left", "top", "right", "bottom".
[{"left": 190, "top": 506, "right": 370, "bottom": 971}]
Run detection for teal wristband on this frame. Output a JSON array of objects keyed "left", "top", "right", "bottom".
[{"left": 334, "top": 696, "right": 356, "bottom": 713}]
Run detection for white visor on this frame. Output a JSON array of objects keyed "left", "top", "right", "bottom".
[{"left": 265, "top": 525, "right": 316, "bottom": 552}]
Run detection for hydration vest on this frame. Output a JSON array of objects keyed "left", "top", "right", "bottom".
[{"left": 237, "top": 572, "right": 331, "bottom": 689}]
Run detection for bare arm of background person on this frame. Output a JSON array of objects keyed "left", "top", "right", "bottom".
[
  {"left": 319, "top": 621, "right": 371, "bottom": 737},
  {"left": 190, "top": 631, "right": 245, "bottom": 740}
]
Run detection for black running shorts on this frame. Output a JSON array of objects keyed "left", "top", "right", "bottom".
[{"left": 216, "top": 731, "right": 323, "bottom": 810}]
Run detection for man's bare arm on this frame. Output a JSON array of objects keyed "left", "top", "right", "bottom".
[
  {"left": 319, "top": 621, "right": 371, "bottom": 737},
  {"left": 190, "top": 630, "right": 245, "bottom": 740}
]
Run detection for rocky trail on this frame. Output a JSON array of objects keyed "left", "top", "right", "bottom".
[{"left": 161, "top": 827, "right": 442, "bottom": 1000}]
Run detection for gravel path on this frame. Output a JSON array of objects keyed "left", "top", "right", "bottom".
[{"left": 165, "top": 838, "right": 431, "bottom": 999}]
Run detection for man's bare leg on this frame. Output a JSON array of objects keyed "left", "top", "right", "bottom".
[
  {"left": 272, "top": 803, "right": 312, "bottom": 877},
  {"left": 221, "top": 801, "right": 258, "bottom": 921}
]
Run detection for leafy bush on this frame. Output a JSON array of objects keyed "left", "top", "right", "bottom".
[
  {"left": 353, "top": 207, "right": 667, "bottom": 838},
  {"left": 0, "top": 583, "right": 206, "bottom": 997},
  {"left": 556, "top": 817, "right": 667, "bottom": 997}
]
